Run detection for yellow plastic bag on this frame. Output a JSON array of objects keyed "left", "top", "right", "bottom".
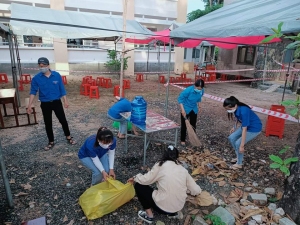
[{"left": 79, "top": 178, "right": 135, "bottom": 220}]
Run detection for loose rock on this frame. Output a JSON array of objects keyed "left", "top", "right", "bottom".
[
  {"left": 275, "top": 208, "right": 285, "bottom": 216},
  {"left": 279, "top": 217, "right": 297, "bottom": 225},
  {"left": 211, "top": 207, "right": 235, "bottom": 225},
  {"left": 268, "top": 203, "right": 277, "bottom": 213},
  {"left": 248, "top": 193, "right": 268, "bottom": 206},
  {"left": 252, "top": 215, "right": 262, "bottom": 224},
  {"left": 264, "top": 188, "right": 275, "bottom": 195},
  {"left": 193, "top": 216, "right": 208, "bottom": 225}
]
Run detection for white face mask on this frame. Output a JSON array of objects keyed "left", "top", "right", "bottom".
[
  {"left": 99, "top": 142, "right": 110, "bottom": 149},
  {"left": 40, "top": 67, "right": 49, "bottom": 73},
  {"left": 227, "top": 108, "right": 236, "bottom": 113}
]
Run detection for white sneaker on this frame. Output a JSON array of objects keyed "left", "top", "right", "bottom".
[
  {"left": 167, "top": 211, "right": 183, "bottom": 219},
  {"left": 138, "top": 210, "right": 154, "bottom": 224}
]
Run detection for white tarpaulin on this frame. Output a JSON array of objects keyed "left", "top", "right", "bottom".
[
  {"left": 9, "top": 3, "right": 153, "bottom": 39},
  {"left": 170, "top": 0, "right": 300, "bottom": 39}
]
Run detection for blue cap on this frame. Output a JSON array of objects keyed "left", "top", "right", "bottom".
[{"left": 38, "top": 57, "right": 49, "bottom": 65}]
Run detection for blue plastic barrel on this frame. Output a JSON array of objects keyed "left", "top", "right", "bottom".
[{"left": 130, "top": 96, "right": 147, "bottom": 125}]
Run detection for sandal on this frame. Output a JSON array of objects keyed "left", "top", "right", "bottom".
[
  {"left": 66, "top": 137, "right": 76, "bottom": 145},
  {"left": 230, "top": 164, "right": 243, "bottom": 170},
  {"left": 117, "top": 135, "right": 126, "bottom": 139},
  {"left": 231, "top": 158, "right": 237, "bottom": 163},
  {"left": 44, "top": 142, "right": 54, "bottom": 151}
]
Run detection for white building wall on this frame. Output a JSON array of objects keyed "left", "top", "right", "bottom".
[{"left": 0, "top": 46, "right": 174, "bottom": 63}]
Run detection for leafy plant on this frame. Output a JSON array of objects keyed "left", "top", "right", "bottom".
[
  {"left": 281, "top": 96, "right": 300, "bottom": 120},
  {"left": 261, "top": 22, "right": 300, "bottom": 61},
  {"left": 204, "top": 214, "right": 226, "bottom": 225},
  {"left": 104, "top": 50, "right": 130, "bottom": 72},
  {"left": 269, "top": 146, "right": 299, "bottom": 176}
]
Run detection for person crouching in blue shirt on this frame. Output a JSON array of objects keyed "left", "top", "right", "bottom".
[
  {"left": 177, "top": 79, "right": 205, "bottom": 146},
  {"left": 78, "top": 127, "right": 117, "bottom": 186},
  {"left": 107, "top": 96, "right": 140, "bottom": 139},
  {"left": 26, "top": 57, "right": 76, "bottom": 150},
  {"left": 223, "top": 96, "right": 262, "bottom": 170}
]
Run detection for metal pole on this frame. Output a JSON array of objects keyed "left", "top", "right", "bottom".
[
  {"left": 164, "top": 40, "right": 172, "bottom": 117},
  {"left": 146, "top": 44, "right": 150, "bottom": 80},
  {"left": 262, "top": 45, "right": 268, "bottom": 85},
  {"left": 120, "top": 0, "right": 128, "bottom": 96},
  {"left": 0, "top": 140, "right": 14, "bottom": 208},
  {"left": 157, "top": 41, "right": 161, "bottom": 96},
  {"left": 8, "top": 34, "right": 20, "bottom": 106},
  {"left": 281, "top": 50, "right": 293, "bottom": 102}
]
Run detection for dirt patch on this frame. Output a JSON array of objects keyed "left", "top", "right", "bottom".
[{"left": 0, "top": 74, "right": 297, "bottom": 224}]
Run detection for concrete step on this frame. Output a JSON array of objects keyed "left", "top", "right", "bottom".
[{"left": 263, "top": 84, "right": 281, "bottom": 93}]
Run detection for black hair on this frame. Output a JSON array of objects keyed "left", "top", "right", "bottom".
[
  {"left": 94, "top": 127, "right": 114, "bottom": 147},
  {"left": 223, "top": 96, "right": 250, "bottom": 120},
  {"left": 158, "top": 145, "right": 179, "bottom": 166},
  {"left": 194, "top": 79, "right": 205, "bottom": 88}
]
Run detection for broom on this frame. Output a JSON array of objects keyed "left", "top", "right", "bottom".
[{"left": 184, "top": 117, "right": 201, "bottom": 147}]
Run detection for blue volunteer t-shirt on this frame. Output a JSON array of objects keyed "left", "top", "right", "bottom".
[
  {"left": 108, "top": 98, "right": 132, "bottom": 119},
  {"left": 30, "top": 70, "right": 66, "bottom": 102},
  {"left": 78, "top": 135, "right": 117, "bottom": 159},
  {"left": 177, "top": 85, "right": 204, "bottom": 114},
  {"left": 235, "top": 106, "right": 262, "bottom": 132}
]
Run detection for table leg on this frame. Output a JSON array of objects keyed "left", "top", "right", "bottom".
[
  {"left": 0, "top": 108, "right": 4, "bottom": 128},
  {"left": 3, "top": 104, "right": 7, "bottom": 116},
  {"left": 125, "top": 131, "right": 128, "bottom": 153},
  {"left": 143, "top": 133, "right": 147, "bottom": 166},
  {"left": 14, "top": 94, "right": 19, "bottom": 115},
  {"left": 12, "top": 102, "right": 19, "bottom": 127},
  {"left": 175, "top": 128, "right": 178, "bottom": 147}
]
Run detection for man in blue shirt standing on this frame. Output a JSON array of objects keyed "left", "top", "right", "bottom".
[{"left": 27, "top": 57, "right": 76, "bottom": 150}]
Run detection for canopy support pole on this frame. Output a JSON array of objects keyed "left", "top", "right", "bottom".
[
  {"left": 8, "top": 33, "right": 20, "bottom": 106},
  {"left": 146, "top": 44, "right": 150, "bottom": 80},
  {"left": 164, "top": 40, "right": 172, "bottom": 117},
  {"left": 0, "top": 139, "right": 13, "bottom": 208},
  {"left": 157, "top": 41, "right": 161, "bottom": 96},
  {"left": 120, "top": 0, "right": 128, "bottom": 96}
]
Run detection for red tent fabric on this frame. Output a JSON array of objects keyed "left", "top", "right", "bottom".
[{"left": 125, "top": 29, "right": 281, "bottom": 48}]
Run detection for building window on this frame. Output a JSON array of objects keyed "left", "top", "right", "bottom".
[
  {"left": 237, "top": 46, "right": 256, "bottom": 65},
  {"left": 192, "top": 48, "right": 200, "bottom": 58},
  {"left": 184, "top": 48, "right": 187, "bottom": 59}
]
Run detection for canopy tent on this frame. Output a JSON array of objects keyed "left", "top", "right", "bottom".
[
  {"left": 126, "top": 29, "right": 281, "bottom": 49},
  {"left": 170, "top": 0, "right": 300, "bottom": 39},
  {"left": 9, "top": 3, "right": 153, "bottom": 39}
]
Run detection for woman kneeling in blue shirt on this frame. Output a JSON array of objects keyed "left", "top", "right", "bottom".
[
  {"left": 223, "top": 96, "right": 262, "bottom": 170},
  {"left": 78, "top": 127, "right": 117, "bottom": 185}
]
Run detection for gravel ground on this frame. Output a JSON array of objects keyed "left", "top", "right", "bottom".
[{"left": 0, "top": 74, "right": 297, "bottom": 225}]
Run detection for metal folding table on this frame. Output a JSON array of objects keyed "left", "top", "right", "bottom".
[{"left": 121, "top": 110, "right": 180, "bottom": 165}]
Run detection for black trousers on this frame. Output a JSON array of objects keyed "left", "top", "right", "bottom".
[
  {"left": 40, "top": 99, "right": 70, "bottom": 143},
  {"left": 180, "top": 110, "right": 197, "bottom": 142},
  {"left": 134, "top": 183, "right": 177, "bottom": 216}
]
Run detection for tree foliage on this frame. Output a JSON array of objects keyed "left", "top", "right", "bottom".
[
  {"left": 104, "top": 50, "right": 130, "bottom": 72},
  {"left": 187, "top": 4, "right": 223, "bottom": 23},
  {"left": 202, "top": 0, "right": 224, "bottom": 7}
]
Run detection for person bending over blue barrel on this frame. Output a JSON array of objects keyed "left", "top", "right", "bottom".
[
  {"left": 107, "top": 96, "right": 140, "bottom": 139},
  {"left": 223, "top": 96, "right": 262, "bottom": 170}
]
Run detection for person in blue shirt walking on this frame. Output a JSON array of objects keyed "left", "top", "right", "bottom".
[
  {"left": 223, "top": 96, "right": 262, "bottom": 170},
  {"left": 27, "top": 57, "right": 76, "bottom": 150},
  {"left": 107, "top": 96, "right": 139, "bottom": 139},
  {"left": 177, "top": 79, "right": 205, "bottom": 146},
  {"left": 78, "top": 127, "right": 116, "bottom": 185}
]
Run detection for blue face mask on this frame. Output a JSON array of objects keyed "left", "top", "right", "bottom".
[{"left": 194, "top": 88, "right": 202, "bottom": 93}]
